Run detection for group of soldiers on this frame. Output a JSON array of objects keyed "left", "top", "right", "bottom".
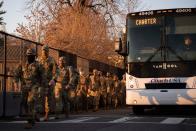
[{"left": 14, "top": 45, "right": 126, "bottom": 129}]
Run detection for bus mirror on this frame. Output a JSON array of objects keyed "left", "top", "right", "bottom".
[
  {"left": 114, "top": 37, "right": 122, "bottom": 52},
  {"left": 121, "top": 32, "right": 128, "bottom": 56}
]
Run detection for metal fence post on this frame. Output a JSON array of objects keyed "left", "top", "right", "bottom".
[{"left": 2, "top": 34, "right": 7, "bottom": 117}]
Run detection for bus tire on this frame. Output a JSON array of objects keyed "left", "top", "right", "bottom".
[{"left": 132, "top": 106, "right": 144, "bottom": 114}]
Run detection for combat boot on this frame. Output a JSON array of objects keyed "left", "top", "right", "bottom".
[
  {"left": 55, "top": 116, "right": 60, "bottom": 119},
  {"left": 35, "top": 114, "right": 40, "bottom": 122},
  {"left": 65, "top": 112, "right": 69, "bottom": 118},
  {"left": 24, "top": 119, "right": 34, "bottom": 129},
  {"left": 93, "top": 106, "right": 99, "bottom": 112},
  {"left": 24, "top": 123, "right": 32, "bottom": 129},
  {"left": 107, "top": 105, "right": 110, "bottom": 110},
  {"left": 43, "top": 112, "right": 49, "bottom": 121},
  {"left": 103, "top": 101, "right": 107, "bottom": 110}
]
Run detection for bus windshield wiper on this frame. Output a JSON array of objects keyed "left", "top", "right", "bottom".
[
  {"left": 146, "top": 46, "right": 163, "bottom": 62},
  {"left": 146, "top": 46, "right": 184, "bottom": 62},
  {"left": 166, "top": 46, "right": 184, "bottom": 61}
]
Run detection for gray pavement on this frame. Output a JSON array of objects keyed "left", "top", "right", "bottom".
[{"left": 1, "top": 107, "right": 196, "bottom": 131}]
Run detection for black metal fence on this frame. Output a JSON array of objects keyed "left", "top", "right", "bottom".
[{"left": 0, "top": 31, "right": 124, "bottom": 117}]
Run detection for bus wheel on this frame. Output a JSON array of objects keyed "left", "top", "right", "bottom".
[{"left": 132, "top": 106, "right": 144, "bottom": 114}]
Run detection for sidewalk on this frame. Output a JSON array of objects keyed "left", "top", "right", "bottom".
[{"left": 0, "top": 106, "right": 132, "bottom": 122}]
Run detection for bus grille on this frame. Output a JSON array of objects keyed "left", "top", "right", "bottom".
[{"left": 145, "top": 83, "right": 186, "bottom": 89}]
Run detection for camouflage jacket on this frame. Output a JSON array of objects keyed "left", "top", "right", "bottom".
[
  {"left": 121, "top": 79, "right": 126, "bottom": 93},
  {"left": 38, "top": 56, "right": 58, "bottom": 82},
  {"left": 79, "top": 75, "right": 88, "bottom": 86},
  {"left": 105, "top": 77, "right": 114, "bottom": 93},
  {"left": 14, "top": 61, "right": 46, "bottom": 91},
  {"left": 77, "top": 75, "right": 88, "bottom": 95},
  {"left": 90, "top": 75, "right": 100, "bottom": 91},
  {"left": 100, "top": 76, "right": 107, "bottom": 93},
  {"left": 56, "top": 66, "right": 69, "bottom": 87},
  {"left": 114, "top": 80, "right": 121, "bottom": 94},
  {"left": 68, "top": 67, "right": 79, "bottom": 90}
]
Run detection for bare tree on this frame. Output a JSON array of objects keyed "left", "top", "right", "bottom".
[
  {"left": 0, "top": 1, "right": 6, "bottom": 25},
  {"left": 16, "top": 4, "right": 48, "bottom": 42},
  {"left": 16, "top": 0, "right": 141, "bottom": 65}
]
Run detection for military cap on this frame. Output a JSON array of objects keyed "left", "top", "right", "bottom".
[
  {"left": 26, "top": 48, "right": 36, "bottom": 55},
  {"left": 93, "top": 69, "right": 98, "bottom": 74},
  {"left": 59, "top": 56, "right": 66, "bottom": 64},
  {"left": 98, "top": 71, "right": 102, "bottom": 75},
  {"left": 59, "top": 56, "right": 65, "bottom": 61},
  {"left": 42, "top": 44, "right": 49, "bottom": 51},
  {"left": 106, "top": 72, "right": 111, "bottom": 77}
]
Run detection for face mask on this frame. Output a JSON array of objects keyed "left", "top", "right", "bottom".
[{"left": 27, "top": 55, "right": 35, "bottom": 64}]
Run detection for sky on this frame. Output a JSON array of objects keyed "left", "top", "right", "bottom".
[{"left": 2, "top": 0, "right": 196, "bottom": 33}]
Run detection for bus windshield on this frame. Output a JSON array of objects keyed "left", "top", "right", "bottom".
[{"left": 127, "top": 15, "right": 196, "bottom": 62}]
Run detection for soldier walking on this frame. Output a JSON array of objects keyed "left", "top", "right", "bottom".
[
  {"left": 113, "top": 75, "right": 121, "bottom": 109},
  {"left": 14, "top": 64, "right": 28, "bottom": 116},
  {"left": 78, "top": 68, "right": 88, "bottom": 112},
  {"left": 105, "top": 72, "right": 114, "bottom": 110},
  {"left": 90, "top": 69, "right": 101, "bottom": 112},
  {"left": 67, "top": 66, "right": 79, "bottom": 113},
  {"left": 99, "top": 71, "right": 107, "bottom": 110},
  {"left": 15, "top": 48, "right": 46, "bottom": 129},
  {"left": 37, "top": 45, "right": 58, "bottom": 121},
  {"left": 121, "top": 74, "right": 126, "bottom": 107},
  {"left": 54, "top": 57, "right": 70, "bottom": 118}
]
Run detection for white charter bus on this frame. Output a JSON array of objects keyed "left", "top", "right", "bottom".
[{"left": 115, "top": 8, "right": 196, "bottom": 114}]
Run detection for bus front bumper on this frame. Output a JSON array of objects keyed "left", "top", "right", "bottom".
[{"left": 126, "top": 89, "right": 196, "bottom": 105}]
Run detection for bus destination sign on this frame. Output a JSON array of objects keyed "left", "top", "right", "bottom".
[{"left": 135, "top": 18, "right": 157, "bottom": 26}]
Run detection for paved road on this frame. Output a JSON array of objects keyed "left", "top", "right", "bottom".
[{"left": 1, "top": 107, "right": 196, "bottom": 131}]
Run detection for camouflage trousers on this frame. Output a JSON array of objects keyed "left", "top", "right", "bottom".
[
  {"left": 75, "top": 94, "right": 81, "bottom": 112},
  {"left": 100, "top": 92, "right": 107, "bottom": 109},
  {"left": 62, "top": 89, "right": 73, "bottom": 117},
  {"left": 117, "top": 93, "right": 124, "bottom": 107},
  {"left": 81, "top": 93, "right": 88, "bottom": 111},
  {"left": 54, "top": 83, "right": 63, "bottom": 114},
  {"left": 68, "top": 89, "right": 77, "bottom": 113},
  {"left": 44, "top": 85, "right": 56, "bottom": 114},
  {"left": 20, "top": 91, "right": 28, "bottom": 116},
  {"left": 92, "top": 91, "right": 100, "bottom": 111},
  {"left": 76, "top": 85, "right": 88, "bottom": 112},
  {"left": 75, "top": 93, "right": 88, "bottom": 112},
  {"left": 27, "top": 86, "right": 38, "bottom": 123},
  {"left": 36, "top": 87, "right": 45, "bottom": 113},
  {"left": 111, "top": 94, "right": 118, "bottom": 109},
  {"left": 106, "top": 93, "right": 112, "bottom": 109}
]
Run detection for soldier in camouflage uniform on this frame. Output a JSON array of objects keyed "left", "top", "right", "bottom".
[
  {"left": 55, "top": 56, "right": 70, "bottom": 118},
  {"left": 90, "top": 69, "right": 101, "bottom": 112},
  {"left": 86, "top": 74, "right": 92, "bottom": 111},
  {"left": 99, "top": 71, "right": 107, "bottom": 110},
  {"left": 75, "top": 83, "right": 82, "bottom": 112},
  {"left": 77, "top": 68, "right": 88, "bottom": 112},
  {"left": 38, "top": 45, "right": 58, "bottom": 121},
  {"left": 105, "top": 72, "right": 114, "bottom": 110},
  {"left": 121, "top": 74, "right": 126, "bottom": 107},
  {"left": 113, "top": 75, "right": 121, "bottom": 109},
  {"left": 14, "top": 64, "right": 28, "bottom": 116},
  {"left": 15, "top": 48, "right": 46, "bottom": 129},
  {"left": 66, "top": 66, "right": 79, "bottom": 113}
]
